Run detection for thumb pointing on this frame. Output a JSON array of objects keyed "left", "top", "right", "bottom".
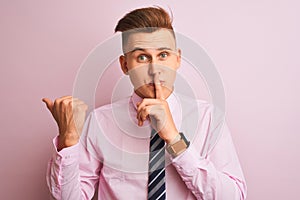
[{"left": 42, "top": 98, "right": 53, "bottom": 112}]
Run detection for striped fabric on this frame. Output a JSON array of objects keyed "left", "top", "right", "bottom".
[{"left": 148, "top": 129, "right": 166, "bottom": 200}]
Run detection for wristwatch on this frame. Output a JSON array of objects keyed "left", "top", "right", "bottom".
[{"left": 166, "top": 132, "right": 190, "bottom": 157}]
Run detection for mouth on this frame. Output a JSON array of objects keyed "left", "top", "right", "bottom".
[{"left": 147, "top": 81, "right": 165, "bottom": 86}]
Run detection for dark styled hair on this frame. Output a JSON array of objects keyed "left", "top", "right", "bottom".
[
  {"left": 114, "top": 6, "right": 174, "bottom": 32},
  {"left": 114, "top": 7, "right": 175, "bottom": 52}
]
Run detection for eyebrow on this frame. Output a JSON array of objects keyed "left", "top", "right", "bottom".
[{"left": 130, "top": 47, "right": 173, "bottom": 53}]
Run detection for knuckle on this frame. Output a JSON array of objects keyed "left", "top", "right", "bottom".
[
  {"left": 62, "top": 100, "right": 69, "bottom": 106},
  {"left": 54, "top": 99, "right": 60, "bottom": 106},
  {"left": 144, "top": 107, "right": 149, "bottom": 113}
]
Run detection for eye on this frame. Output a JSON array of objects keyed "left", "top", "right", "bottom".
[
  {"left": 159, "top": 52, "right": 168, "bottom": 59},
  {"left": 137, "top": 55, "right": 149, "bottom": 62}
]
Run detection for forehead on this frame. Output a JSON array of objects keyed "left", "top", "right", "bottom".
[{"left": 123, "top": 29, "right": 176, "bottom": 53}]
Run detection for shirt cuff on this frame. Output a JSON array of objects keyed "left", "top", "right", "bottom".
[
  {"left": 52, "top": 136, "right": 80, "bottom": 166},
  {"left": 170, "top": 144, "right": 205, "bottom": 175}
]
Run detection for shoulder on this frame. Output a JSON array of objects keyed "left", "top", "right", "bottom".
[
  {"left": 91, "top": 96, "right": 132, "bottom": 121},
  {"left": 176, "top": 93, "right": 214, "bottom": 117}
]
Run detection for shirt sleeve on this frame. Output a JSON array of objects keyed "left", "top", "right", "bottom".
[
  {"left": 170, "top": 123, "right": 247, "bottom": 200},
  {"left": 46, "top": 113, "right": 102, "bottom": 200}
]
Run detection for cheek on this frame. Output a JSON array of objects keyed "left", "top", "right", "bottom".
[
  {"left": 128, "top": 66, "right": 150, "bottom": 88},
  {"left": 125, "top": 60, "right": 135, "bottom": 71},
  {"left": 166, "top": 58, "right": 180, "bottom": 69},
  {"left": 164, "top": 71, "right": 176, "bottom": 87},
  {"left": 128, "top": 73, "right": 142, "bottom": 88},
  {"left": 161, "top": 65, "right": 177, "bottom": 78}
]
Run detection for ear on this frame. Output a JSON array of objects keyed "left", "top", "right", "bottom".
[
  {"left": 119, "top": 55, "right": 129, "bottom": 75},
  {"left": 176, "top": 48, "right": 182, "bottom": 69}
]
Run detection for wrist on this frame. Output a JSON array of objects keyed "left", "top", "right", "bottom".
[
  {"left": 167, "top": 133, "right": 181, "bottom": 145},
  {"left": 164, "top": 131, "right": 180, "bottom": 144},
  {"left": 57, "top": 133, "right": 79, "bottom": 151}
]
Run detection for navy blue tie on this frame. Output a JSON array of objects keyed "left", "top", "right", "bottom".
[{"left": 148, "top": 129, "right": 166, "bottom": 200}]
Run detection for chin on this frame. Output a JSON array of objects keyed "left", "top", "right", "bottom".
[
  {"left": 134, "top": 90, "right": 153, "bottom": 99},
  {"left": 142, "top": 92, "right": 156, "bottom": 99}
]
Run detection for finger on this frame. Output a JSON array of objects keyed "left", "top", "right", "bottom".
[
  {"left": 137, "top": 98, "right": 161, "bottom": 113},
  {"left": 137, "top": 111, "right": 143, "bottom": 126},
  {"left": 60, "top": 95, "right": 73, "bottom": 99},
  {"left": 60, "top": 98, "right": 73, "bottom": 108},
  {"left": 72, "top": 98, "right": 87, "bottom": 106},
  {"left": 137, "top": 103, "right": 148, "bottom": 123},
  {"left": 136, "top": 102, "right": 142, "bottom": 125},
  {"left": 154, "top": 74, "right": 164, "bottom": 100},
  {"left": 42, "top": 98, "right": 54, "bottom": 112},
  {"left": 137, "top": 106, "right": 143, "bottom": 126},
  {"left": 70, "top": 98, "right": 80, "bottom": 106},
  {"left": 137, "top": 105, "right": 151, "bottom": 126},
  {"left": 73, "top": 100, "right": 88, "bottom": 111},
  {"left": 53, "top": 95, "right": 73, "bottom": 109},
  {"left": 60, "top": 97, "right": 79, "bottom": 107},
  {"left": 72, "top": 100, "right": 86, "bottom": 106},
  {"left": 137, "top": 105, "right": 146, "bottom": 121},
  {"left": 140, "top": 106, "right": 151, "bottom": 121},
  {"left": 57, "top": 95, "right": 73, "bottom": 104}
]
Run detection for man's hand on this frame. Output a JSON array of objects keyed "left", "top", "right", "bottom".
[
  {"left": 136, "top": 75, "right": 179, "bottom": 143},
  {"left": 42, "top": 96, "right": 88, "bottom": 151}
]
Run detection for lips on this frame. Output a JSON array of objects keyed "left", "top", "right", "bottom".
[{"left": 148, "top": 81, "right": 165, "bottom": 86}]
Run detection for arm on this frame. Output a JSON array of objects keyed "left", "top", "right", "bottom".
[
  {"left": 170, "top": 123, "right": 247, "bottom": 200},
  {"left": 46, "top": 135, "right": 101, "bottom": 200},
  {"left": 43, "top": 96, "right": 102, "bottom": 199}
]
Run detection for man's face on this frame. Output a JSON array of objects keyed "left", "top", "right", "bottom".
[{"left": 119, "top": 29, "right": 181, "bottom": 99}]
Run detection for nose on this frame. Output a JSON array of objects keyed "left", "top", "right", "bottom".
[{"left": 148, "top": 61, "right": 162, "bottom": 76}]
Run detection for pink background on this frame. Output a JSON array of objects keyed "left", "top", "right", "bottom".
[{"left": 1, "top": 0, "right": 299, "bottom": 199}]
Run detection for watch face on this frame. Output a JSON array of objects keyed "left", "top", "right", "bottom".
[
  {"left": 166, "top": 133, "right": 190, "bottom": 156},
  {"left": 167, "top": 138, "right": 188, "bottom": 156}
]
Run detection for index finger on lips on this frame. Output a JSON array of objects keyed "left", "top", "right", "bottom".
[{"left": 154, "top": 74, "right": 164, "bottom": 100}]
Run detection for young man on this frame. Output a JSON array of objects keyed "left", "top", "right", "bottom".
[{"left": 43, "top": 7, "right": 247, "bottom": 200}]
